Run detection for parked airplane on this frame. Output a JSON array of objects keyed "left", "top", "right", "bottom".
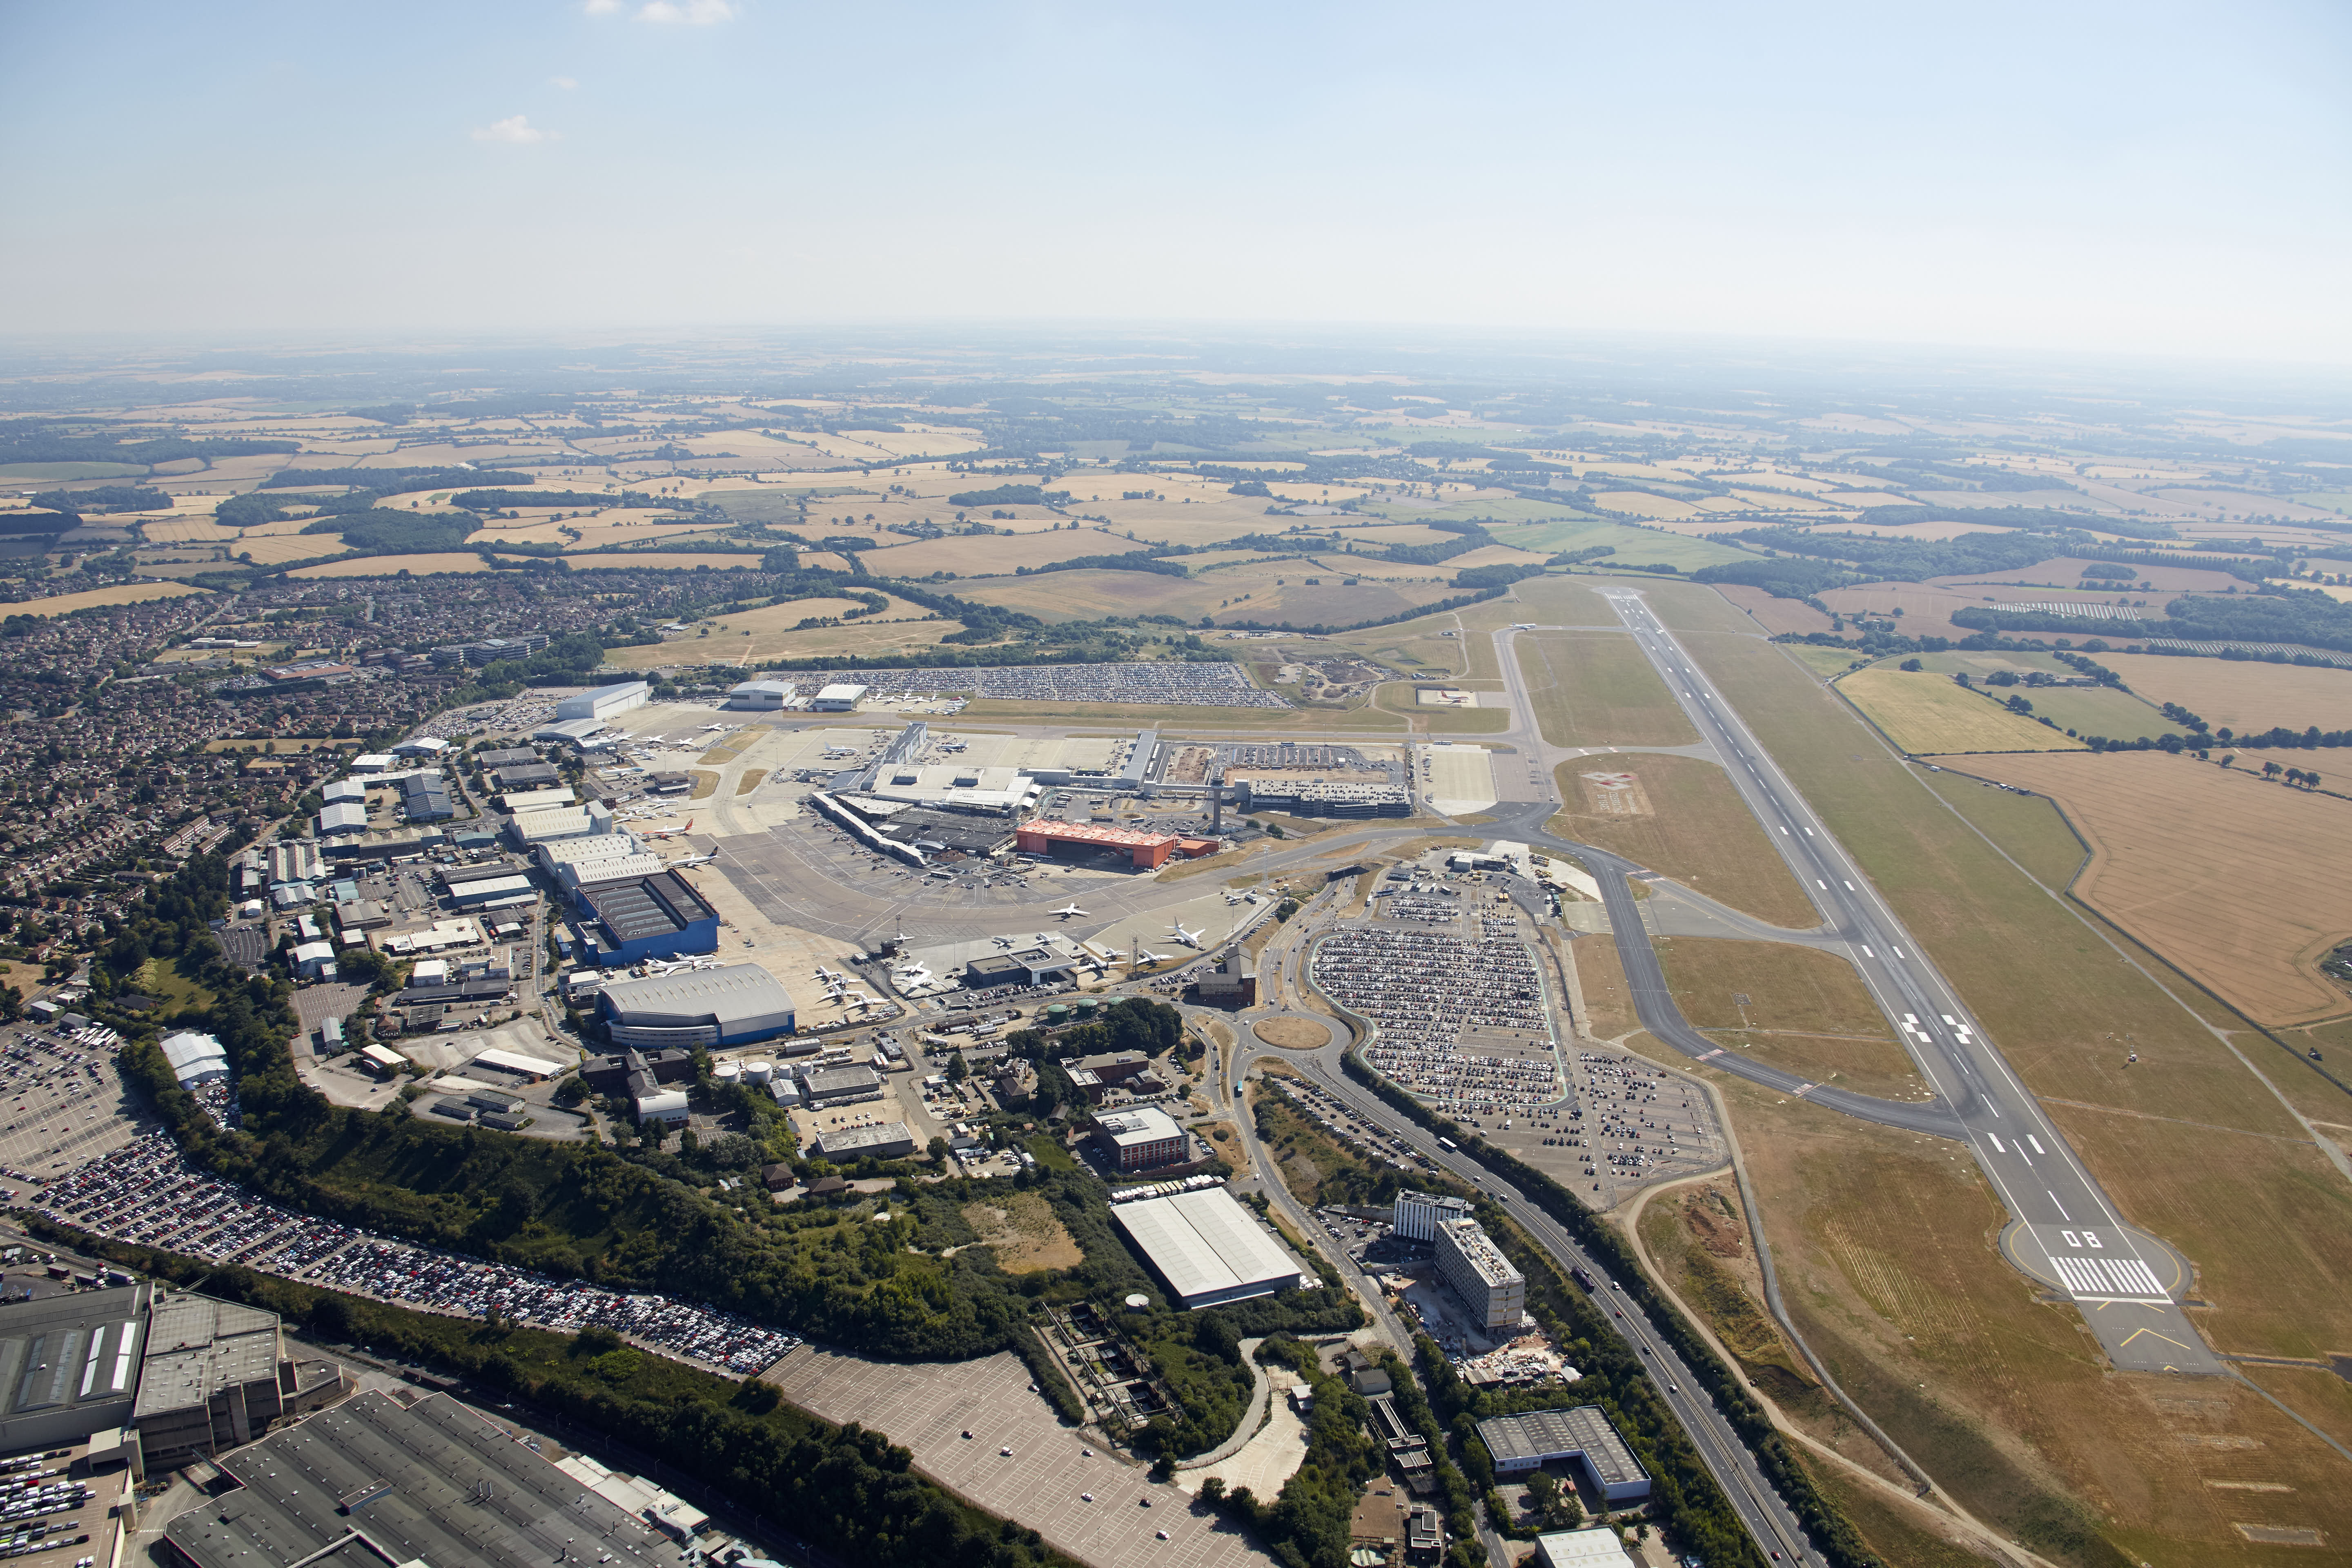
[
  {"left": 641, "top": 819, "right": 695, "bottom": 840},
  {"left": 1167, "top": 923, "right": 1206, "bottom": 949},
  {"left": 669, "top": 853, "right": 717, "bottom": 868},
  {"left": 1052, "top": 903, "right": 1088, "bottom": 919},
  {"left": 1129, "top": 947, "right": 1166, "bottom": 965},
  {"left": 991, "top": 935, "right": 1014, "bottom": 948}
]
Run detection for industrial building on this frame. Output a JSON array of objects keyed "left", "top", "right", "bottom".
[
  {"left": 1015, "top": 819, "right": 1205, "bottom": 870},
  {"left": 536, "top": 832, "right": 648, "bottom": 886},
  {"left": 1237, "top": 780, "right": 1411, "bottom": 818},
  {"left": 556, "top": 680, "right": 650, "bottom": 722},
  {"left": 498, "top": 786, "right": 576, "bottom": 813},
  {"left": 492, "top": 760, "right": 561, "bottom": 791},
  {"left": 315, "top": 801, "right": 367, "bottom": 837},
  {"left": 572, "top": 872, "right": 721, "bottom": 967},
  {"left": 533, "top": 716, "right": 617, "bottom": 748},
  {"left": 164, "top": 1391, "right": 700, "bottom": 1568},
  {"left": 1111, "top": 1187, "right": 1303, "bottom": 1309},
  {"left": 1092, "top": 1104, "right": 1185, "bottom": 1171},
  {"left": 811, "top": 682, "right": 868, "bottom": 711},
  {"left": 0, "top": 1285, "right": 148, "bottom": 1452},
  {"left": 1392, "top": 1189, "right": 1474, "bottom": 1242},
  {"left": 1532, "top": 1530, "right": 1638, "bottom": 1568},
  {"left": 816, "top": 1121, "right": 917, "bottom": 1160},
  {"left": 134, "top": 1292, "right": 344, "bottom": 1471},
  {"left": 399, "top": 773, "right": 454, "bottom": 823},
  {"left": 1195, "top": 951, "right": 1256, "bottom": 1007},
  {"left": 441, "top": 862, "right": 536, "bottom": 907},
  {"left": 962, "top": 944, "right": 1081, "bottom": 989},
  {"left": 322, "top": 777, "right": 367, "bottom": 804},
  {"left": 1434, "top": 1216, "right": 1527, "bottom": 1332},
  {"left": 726, "top": 678, "right": 804, "bottom": 710},
  {"left": 476, "top": 746, "right": 542, "bottom": 770},
  {"left": 505, "top": 801, "right": 615, "bottom": 847},
  {"left": 801, "top": 1065, "right": 882, "bottom": 1107},
  {"left": 1474, "top": 1407, "right": 1651, "bottom": 1501},
  {"left": 598, "top": 963, "right": 797, "bottom": 1048}
]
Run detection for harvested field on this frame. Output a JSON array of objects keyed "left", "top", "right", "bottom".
[
  {"left": 1779, "top": 645, "right": 1864, "bottom": 680},
  {"left": 601, "top": 593, "right": 948, "bottom": 669},
  {"left": 1487, "top": 517, "right": 1755, "bottom": 570},
  {"left": 1954, "top": 751, "right": 2352, "bottom": 1026},
  {"left": 565, "top": 552, "right": 767, "bottom": 571},
  {"left": 9, "top": 582, "right": 209, "bottom": 614},
  {"left": 1548, "top": 755, "right": 1816, "bottom": 928},
  {"left": 853, "top": 530, "right": 1153, "bottom": 576},
  {"left": 1836, "top": 666, "right": 2082, "bottom": 754},
  {"left": 1926, "top": 557, "right": 2245, "bottom": 594},
  {"left": 1714, "top": 583, "right": 1833, "bottom": 636},
  {"left": 227, "top": 533, "right": 354, "bottom": 565},
  {"left": 960, "top": 1192, "right": 1081, "bottom": 1272},
  {"left": 1651, "top": 938, "right": 1921, "bottom": 1100},
  {"left": 957, "top": 560, "right": 1464, "bottom": 628},
  {"left": 2094, "top": 653, "right": 2352, "bottom": 737},
  {"left": 1516, "top": 631, "right": 1701, "bottom": 748}
]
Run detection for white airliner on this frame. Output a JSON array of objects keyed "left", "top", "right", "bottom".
[
  {"left": 1129, "top": 947, "right": 1166, "bottom": 965},
  {"left": 641, "top": 818, "right": 695, "bottom": 840},
  {"left": 1167, "top": 923, "right": 1206, "bottom": 949},
  {"left": 991, "top": 935, "right": 1014, "bottom": 948},
  {"left": 669, "top": 853, "right": 717, "bottom": 868},
  {"left": 1052, "top": 903, "right": 1088, "bottom": 919}
]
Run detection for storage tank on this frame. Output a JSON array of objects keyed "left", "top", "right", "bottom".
[
  {"left": 714, "top": 1061, "right": 741, "bottom": 1086},
  {"left": 1073, "top": 997, "right": 1100, "bottom": 1016},
  {"left": 743, "top": 1058, "right": 774, "bottom": 1085},
  {"left": 1045, "top": 1003, "right": 1069, "bottom": 1022}
]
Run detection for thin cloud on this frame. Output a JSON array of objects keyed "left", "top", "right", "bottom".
[
  {"left": 636, "top": 0, "right": 736, "bottom": 23},
  {"left": 471, "top": 115, "right": 552, "bottom": 145},
  {"left": 549, "top": 76, "right": 579, "bottom": 89},
  {"left": 582, "top": 0, "right": 620, "bottom": 13}
]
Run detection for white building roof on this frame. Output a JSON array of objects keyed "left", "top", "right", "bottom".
[
  {"left": 599, "top": 962, "right": 796, "bottom": 1030},
  {"left": 394, "top": 737, "right": 450, "bottom": 755},
  {"left": 316, "top": 802, "right": 368, "bottom": 833},
  {"left": 537, "top": 833, "right": 644, "bottom": 866},
  {"left": 1096, "top": 1104, "right": 1182, "bottom": 1149},
  {"left": 160, "top": 1031, "right": 229, "bottom": 1085},
  {"left": 323, "top": 778, "right": 368, "bottom": 803},
  {"left": 352, "top": 753, "right": 396, "bottom": 771},
  {"left": 534, "top": 717, "right": 615, "bottom": 744},
  {"left": 510, "top": 806, "right": 593, "bottom": 841},
  {"left": 1535, "top": 1529, "right": 1637, "bottom": 1568},
  {"left": 570, "top": 853, "right": 668, "bottom": 887},
  {"left": 1111, "top": 1187, "right": 1300, "bottom": 1307},
  {"left": 729, "top": 679, "right": 795, "bottom": 696},
  {"left": 499, "top": 787, "right": 577, "bottom": 811},
  {"left": 815, "top": 683, "right": 868, "bottom": 702},
  {"left": 472, "top": 1047, "right": 567, "bottom": 1078}
]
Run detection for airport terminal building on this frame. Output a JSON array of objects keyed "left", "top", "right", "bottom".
[{"left": 598, "top": 963, "right": 797, "bottom": 1049}]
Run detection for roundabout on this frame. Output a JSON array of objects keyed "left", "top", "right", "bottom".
[{"left": 1250, "top": 1013, "right": 1336, "bottom": 1051}]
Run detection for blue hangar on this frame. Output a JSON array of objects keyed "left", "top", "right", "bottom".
[{"left": 572, "top": 871, "right": 720, "bottom": 967}]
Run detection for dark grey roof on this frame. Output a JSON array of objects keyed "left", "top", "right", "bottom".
[
  {"left": 1476, "top": 1405, "right": 1647, "bottom": 1489},
  {"left": 165, "top": 1390, "right": 693, "bottom": 1568},
  {"left": 581, "top": 872, "right": 716, "bottom": 946}
]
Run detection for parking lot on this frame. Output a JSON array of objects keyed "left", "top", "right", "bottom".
[
  {"left": 0, "top": 1022, "right": 149, "bottom": 1185},
  {"left": 766, "top": 1345, "right": 1269, "bottom": 1568}
]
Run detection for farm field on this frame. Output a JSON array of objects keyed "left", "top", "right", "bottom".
[
  {"left": 222, "top": 533, "right": 355, "bottom": 566},
  {"left": 566, "top": 552, "right": 768, "bottom": 572},
  {"left": 1835, "top": 666, "right": 2083, "bottom": 753},
  {"left": 11, "top": 581, "right": 209, "bottom": 614},
  {"left": 1777, "top": 644, "right": 1863, "bottom": 679},
  {"left": 607, "top": 612, "right": 957, "bottom": 669},
  {"left": 1924, "top": 556, "right": 2244, "bottom": 594},
  {"left": 955, "top": 559, "right": 1465, "bottom": 628},
  {"left": 0, "top": 461, "right": 148, "bottom": 481},
  {"left": 1515, "top": 631, "right": 1701, "bottom": 748},
  {"left": 1795, "top": 518, "right": 2014, "bottom": 541},
  {"left": 2093, "top": 653, "right": 2352, "bottom": 737},
  {"left": 1954, "top": 751, "right": 2352, "bottom": 1027},
  {"left": 851, "top": 530, "right": 1153, "bottom": 577},
  {"left": 1651, "top": 937, "right": 1922, "bottom": 1100},
  {"left": 1679, "top": 625, "right": 2352, "bottom": 1372},
  {"left": 1493, "top": 516, "right": 1756, "bottom": 570},
  {"left": 1548, "top": 754, "right": 1817, "bottom": 928}
]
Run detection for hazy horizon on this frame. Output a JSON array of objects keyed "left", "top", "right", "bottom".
[{"left": 3, "top": 1, "right": 2348, "bottom": 365}]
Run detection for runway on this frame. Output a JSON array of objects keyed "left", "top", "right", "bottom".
[{"left": 1528, "top": 593, "right": 2219, "bottom": 1376}]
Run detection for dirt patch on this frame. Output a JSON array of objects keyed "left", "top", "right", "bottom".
[
  {"left": 688, "top": 770, "right": 719, "bottom": 800},
  {"left": 734, "top": 768, "right": 768, "bottom": 795},
  {"left": 960, "top": 1191, "right": 1081, "bottom": 1273},
  {"left": 1254, "top": 1017, "right": 1331, "bottom": 1049}
]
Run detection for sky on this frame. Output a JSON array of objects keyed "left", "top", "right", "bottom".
[{"left": 1, "top": 0, "right": 2348, "bottom": 364}]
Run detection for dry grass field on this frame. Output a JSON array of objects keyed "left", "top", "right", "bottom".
[
  {"left": 606, "top": 605, "right": 958, "bottom": 668},
  {"left": 1837, "top": 666, "right": 2083, "bottom": 753},
  {"left": 1548, "top": 755, "right": 1817, "bottom": 927},
  {"left": 1955, "top": 751, "right": 2352, "bottom": 1026},
  {"left": 1652, "top": 938, "right": 1922, "bottom": 1099},
  {"left": 1924, "top": 557, "right": 2243, "bottom": 593},
  {"left": 1796, "top": 518, "right": 2013, "bottom": 541},
  {"left": 956, "top": 558, "right": 1464, "bottom": 628},
  {"left": 226, "top": 533, "right": 354, "bottom": 566},
  {"left": 12, "top": 581, "right": 209, "bottom": 615},
  {"left": 566, "top": 552, "right": 768, "bottom": 572},
  {"left": 960, "top": 1192, "right": 1081, "bottom": 1272},
  {"left": 2094, "top": 653, "right": 2352, "bottom": 736},
  {"left": 853, "top": 530, "right": 1153, "bottom": 576},
  {"left": 1515, "top": 630, "right": 1702, "bottom": 747},
  {"left": 1590, "top": 490, "right": 1703, "bottom": 519},
  {"left": 1713, "top": 1078, "right": 2352, "bottom": 1568},
  {"left": 1714, "top": 584, "right": 1835, "bottom": 636}
]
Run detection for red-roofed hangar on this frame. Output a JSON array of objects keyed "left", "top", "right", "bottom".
[{"left": 1016, "top": 819, "right": 1214, "bottom": 869}]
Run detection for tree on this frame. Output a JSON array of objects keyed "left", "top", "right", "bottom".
[
  {"left": 927, "top": 1136, "right": 948, "bottom": 1162},
  {"left": 2310, "top": 772, "right": 2325, "bottom": 790},
  {"left": 2264, "top": 760, "right": 2284, "bottom": 779},
  {"left": 946, "top": 1051, "right": 969, "bottom": 1085},
  {"left": 1899, "top": 657, "right": 1922, "bottom": 671}
]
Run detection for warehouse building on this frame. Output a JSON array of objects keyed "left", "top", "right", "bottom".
[
  {"left": 816, "top": 1121, "right": 917, "bottom": 1160},
  {"left": 1111, "top": 1187, "right": 1303, "bottom": 1309},
  {"left": 1092, "top": 1104, "right": 1186, "bottom": 1171},
  {"left": 0, "top": 1285, "right": 149, "bottom": 1452},
  {"left": 802, "top": 1065, "right": 883, "bottom": 1107},
  {"left": 492, "top": 760, "right": 562, "bottom": 791},
  {"left": 573, "top": 872, "right": 720, "bottom": 967},
  {"left": 537, "top": 831, "right": 647, "bottom": 886},
  {"left": 533, "top": 716, "right": 619, "bottom": 749},
  {"left": 400, "top": 773, "right": 454, "bottom": 823},
  {"left": 556, "top": 680, "right": 650, "bottom": 722},
  {"left": 599, "top": 963, "right": 797, "bottom": 1048},
  {"left": 506, "top": 800, "right": 615, "bottom": 847},
  {"left": 134, "top": 1292, "right": 344, "bottom": 1470},
  {"left": 1475, "top": 1407, "right": 1651, "bottom": 1501},
  {"left": 499, "top": 786, "right": 577, "bottom": 813},
  {"left": 164, "top": 1390, "right": 697, "bottom": 1568},
  {"left": 315, "top": 801, "right": 367, "bottom": 837},
  {"left": 726, "top": 678, "right": 804, "bottom": 710},
  {"left": 1016, "top": 819, "right": 1191, "bottom": 869},
  {"left": 811, "top": 682, "right": 868, "bottom": 711},
  {"left": 322, "top": 777, "right": 367, "bottom": 804},
  {"left": 1435, "top": 1216, "right": 1526, "bottom": 1332},
  {"left": 476, "top": 746, "right": 542, "bottom": 770}
]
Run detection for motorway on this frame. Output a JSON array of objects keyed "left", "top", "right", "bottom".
[{"left": 1533, "top": 595, "right": 2217, "bottom": 1376}]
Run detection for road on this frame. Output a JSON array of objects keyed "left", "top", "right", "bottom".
[{"left": 1535, "top": 594, "right": 2217, "bottom": 1376}]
